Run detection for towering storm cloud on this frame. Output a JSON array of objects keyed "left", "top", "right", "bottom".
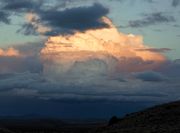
[
  {"left": 0, "top": 1, "right": 180, "bottom": 104},
  {"left": 40, "top": 17, "right": 166, "bottom": 81}
]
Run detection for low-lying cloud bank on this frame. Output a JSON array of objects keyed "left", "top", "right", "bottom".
[
  {"left": 0, "top": 64, "right": 179, "bottom": 103},
  {"left": 0, "top": 49, "right": 179, "bottom": 103}
]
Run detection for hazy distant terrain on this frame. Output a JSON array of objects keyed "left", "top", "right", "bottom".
[
  {"left": 0, "top": 118, "right": 105, "bottom": 133},
  {"left": 0, "top": 101, "right": 179, "bottom": 133}
]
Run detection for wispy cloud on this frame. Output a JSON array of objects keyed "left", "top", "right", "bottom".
[
  {"left": 133, "top": 71, "right": 167, "bottom": 82},
  {"left": 128, "top": 12, "right": 175, "bottom": 28},
  {"left": 172, "top": 0, "right": 180, "bottom": 7},
  {"left": 136, "top": 48, "right": 172, "bottom": 53},
  {"left": 0, "top": 11, "right": 10, "bottom": 24},
  {"left": 1, "top": 0, "right": 43, "bottom": 12}
]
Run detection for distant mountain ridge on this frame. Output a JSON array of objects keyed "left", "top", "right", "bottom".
[{"left": 96, "top": 101, "right": 180, "bottom": 133}]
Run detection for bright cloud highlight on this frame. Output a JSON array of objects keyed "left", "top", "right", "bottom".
[
  {"left": 41, "top": 17, "right": 166, "bottom": 81},
  {"left": 0, "top": 47, "right": 20, "bottom": 57}
]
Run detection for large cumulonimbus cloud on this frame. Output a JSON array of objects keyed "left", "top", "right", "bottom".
[
  {"left": 34, "top": 16, "right": 180, "bottom": 102},
  {"left": 0, "top": 31, "right": 179, "bottom": 103},
  {"left": 0, "top": 2, "right": 180, "bottom": 103},
  {"left": 40, "top": 17, "right": 166, "bottom": 81}
]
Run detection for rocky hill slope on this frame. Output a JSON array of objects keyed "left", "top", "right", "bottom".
[{"left": 95, "top": 101, "right": 180, "bottom": 133}]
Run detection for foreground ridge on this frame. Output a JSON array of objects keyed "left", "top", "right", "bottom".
[{"left": 96, "top": 101, "right": 180, "bottom": 133}]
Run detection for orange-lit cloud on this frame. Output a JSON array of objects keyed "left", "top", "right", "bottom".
[
  {"left": 40, "top": 17, "right": 166, "bottom": 79},
  {"left": 25, "top": 13, "right": 52, "bottom": 34},
  {"left": 0, "top": 47, "right": 20, "bottom": 57}
]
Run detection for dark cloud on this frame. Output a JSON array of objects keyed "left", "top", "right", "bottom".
[
  {"left": 133, "top": 71, "right": 166, "bottom": 82},
  {"left": 0, "top": 68, "right": 179, "bottom": 103},
  {"left": 172, "top": 0, "right": 180, "bottom": 7},
  {"left": 1, "top": 0, "right": 43, "bottom": 12},
  {"left": 159, "top": 59, "right": 180, "bottom": 78},
  {"left": 112, "top": 0, "right": 155, "bottom": 4},
  {"left": 0, "top": 11, "right": 10, "bottom": 24},
  {"left": 0, "top": 42, "right": 44, "bottom": 74},
  {"left": 144, "top": 0, "right": 154, "bottom": 3},
  {"left": 0, "top": 56, "right": 42, "bottom": 74},
  {"left": 0, "top": 0, "right": 43, "bottom": 25},
  {"left": 0, "top": 59, "right": 180, "bottom": 103},
  {"left": 128, "top": 12, "right": 175, "bottom": 28},
  {"left": 116, "top": 57, "right": 164, "bottom": 73},
  {"left": 17, "top": 23, "right": 38, "bottom": 36},
  {"left": 108, "top": 0, "right": 125, "bottom": 2},
  {"left": 14, "top": 41, "right": 44, "bottom": 56},
  {"left": 136, "top": 48, "right": 172, "bottom": 53},
  {"left": 22, "top": 3, "right": 109, "bottom": 35},
  {"left": 0, "top": 72, "right": 41, "bottom": 91},
  {"left": 173, "top": 24, "right": 180, "bottom": 28}
]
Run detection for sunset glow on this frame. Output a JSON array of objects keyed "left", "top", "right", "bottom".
[
  {"left": 0, "top": 47, "right": 20, "bottom": 57},
  {"left": 41, "top": 17, "right": 166, "bottom": 77},
  {"left": 0, "top": 0, "right": 180, "bottom": 121}
]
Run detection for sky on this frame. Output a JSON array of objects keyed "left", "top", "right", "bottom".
[{"left": 0, "top": 0, "right": 180, "bottom": 119}]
